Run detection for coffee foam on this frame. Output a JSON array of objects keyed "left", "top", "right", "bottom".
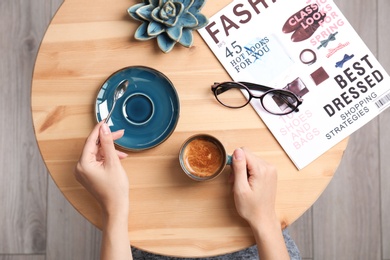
[{"left": 183, "top": 138, "right": 224, "bottom": 177}]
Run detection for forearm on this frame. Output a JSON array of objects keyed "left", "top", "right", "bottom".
[
  {"left": 101, "top": 210, "right": 132, "bottom": 260},
  {"left": 250, "top": 218, "right": 289, "bottom": 260}
]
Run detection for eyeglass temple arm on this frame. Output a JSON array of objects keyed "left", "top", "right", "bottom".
[
  {"left": 238, "top": 82, "right": 274, "bottom": 92},
  {"left": 279, "top": 95, "right": 299, "bottom": 111},
  {"left": 212, "top": 82, "right": 242, "bottom": 95},
  {"left": 212, "top": 82, "right": 274, "bottom": 95}
]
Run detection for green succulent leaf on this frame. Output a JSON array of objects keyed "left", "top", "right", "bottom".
[
  {"left": 149, "top": 0, "right": 159, "bottom": 7},
  {"left": 157, "top": 33, "right": 177, "bottom": 53},
  {"left": 152, "top": 7, "right": 179, "bottom": 25},
  {"left": 166, "top": 25, "right": 183, "bottom": 41},
  {"left": 177, "top": 0, "right": 194, "bottom": 10},
  {"left": 134, "top": 22, "right": 156, "bottom": 40},
  {"left": 158, "top": 0, "right": 168, "bottom": 8},
  {"left": 179, "top": 28, "right": 193, "bottom": 47},
  {"left": 148, "top": 21, "right": 166, "bottom": 36},
  {"left": 151, "top": 7, "right": 164, "bottom": 23},
  {"left": 152, "top": 2, "right": 183, "bottom": 27},
  {"left": 160, "top": 1, "right": 176, "bottom": 19},
  {"left": 189, "top": 0, "right": 206, "bottom": 12},
  {"left": 128, "top": 3, "right": 147, "bottom": 21},
  {"left": 179, "top": 12, "right": 198, "bottom": 28},
  {"left": 136, "top": 5, "right": 155, "bottom": 21},
  {"left": 128, "top": 0, "right": 209, "bottom": 53},
  {"left": 191, "top": 13, "right": 208, "bottom": 29}
]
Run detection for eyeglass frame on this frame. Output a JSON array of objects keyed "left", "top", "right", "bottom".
[{"left": 211, "top": 81, "right": 303, "bottom": 115}]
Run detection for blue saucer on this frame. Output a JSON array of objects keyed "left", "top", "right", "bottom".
[{"left": 95, "top": 66, "right": 180, "bottom": 151}]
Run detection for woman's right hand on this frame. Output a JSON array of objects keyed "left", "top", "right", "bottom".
[
  {"left": 231, "top": 147, "right": 278, "bottom": 227},
  {"left": 231, "top": 147, "right": 289, "bottom": 260}
]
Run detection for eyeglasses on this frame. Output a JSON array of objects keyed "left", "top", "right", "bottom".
[{"left": 211, "top": 81, "right": 303, "bottom": 115}]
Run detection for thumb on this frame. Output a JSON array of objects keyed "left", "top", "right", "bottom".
[
  {"left": 232, "top": 148, "right": 249, "bottom": 191},
  {"left": 99, "top": 123, "right": 119, "bottom": 165}
]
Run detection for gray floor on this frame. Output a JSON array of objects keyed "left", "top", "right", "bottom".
[{"left": 1, "top": 0, "right": 390, "bottom": 259}]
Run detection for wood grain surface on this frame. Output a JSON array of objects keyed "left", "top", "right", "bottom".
[
  {"left": 2, "top": 0, "right": 390, "bottom": 259},
  {"left": 30, "top": 0, "right": 349, "bottom": 257}
]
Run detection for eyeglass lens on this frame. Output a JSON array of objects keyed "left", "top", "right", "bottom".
[
  {"left": 215, "top": 86, "right": 249, "bottom": 108},
  {"left": 262, "top": 91, "right": 299, "bottom": 114},
  {"left": 215, "top": 83, "right": 299, "bottom": 115}
]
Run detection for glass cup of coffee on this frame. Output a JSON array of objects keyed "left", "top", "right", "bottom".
[{"left": 179, "top": 134, "right": 232, "bottom": 181}]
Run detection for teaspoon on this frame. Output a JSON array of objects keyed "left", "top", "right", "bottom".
[{"left": 96, "top": 79, "right": 129, "bottom": 145}]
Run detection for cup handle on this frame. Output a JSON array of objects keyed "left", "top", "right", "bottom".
[{"left": 227, "top": 155, "right": 232, "bottom": 165}]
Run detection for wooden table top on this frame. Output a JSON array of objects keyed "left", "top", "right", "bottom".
[{"left": 31, "top": 0, "right": 348, "bottom": 257}]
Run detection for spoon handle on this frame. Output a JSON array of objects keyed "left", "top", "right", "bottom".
[
  {"left": 104, "top": 99, "right": 117, "bottom": 124},
  {"left": 96, "top": 100, "right": 117, "bottom": 145}
]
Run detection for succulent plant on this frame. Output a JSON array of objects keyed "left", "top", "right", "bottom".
[{"left": 128, "top": 0, "right": 208, "bottom": 53}]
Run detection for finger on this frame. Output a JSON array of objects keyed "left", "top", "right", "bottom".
[
  {"left": 116, "top": 149, "right": 128, "bottom": 159},
  {"left": 80, "top": 121, "right": 105, "bottom": 162},
  {"left": 241, "top": 147, "right": 264, "bottom": 175},
  {"left": 99, "top": 123, "right": 121, "bottom": 166},
  {"left": 112, "top": 129, "right": 125, "bottom": 141},
  {"left": 96, "top": 144, "right": 128, "bottom": 161},
  {"left": 232, "top": 148, "right": 250, "bottom": 191}
]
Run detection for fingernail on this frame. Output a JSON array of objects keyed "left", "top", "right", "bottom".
[
  {"left": 233, "top": 148, "right": 244, "bottom": 160},
  {"left": 102, "top": 123, "right": 110, "bottom": 135},
  {"left": 119, "top": 151, "right": 128, "bottom": 157}
]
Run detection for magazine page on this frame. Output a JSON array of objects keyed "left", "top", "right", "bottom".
[{"left": 198, "top": 0, "right": 390, "bottom": 169}]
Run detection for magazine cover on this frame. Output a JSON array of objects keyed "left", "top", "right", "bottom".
[{"left": 198, "top": 0, "right": 390, "bottom": 169}]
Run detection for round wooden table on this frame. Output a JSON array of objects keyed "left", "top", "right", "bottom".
[{"left": 31, "top": 0, "right": 348, "bottom": 257}]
